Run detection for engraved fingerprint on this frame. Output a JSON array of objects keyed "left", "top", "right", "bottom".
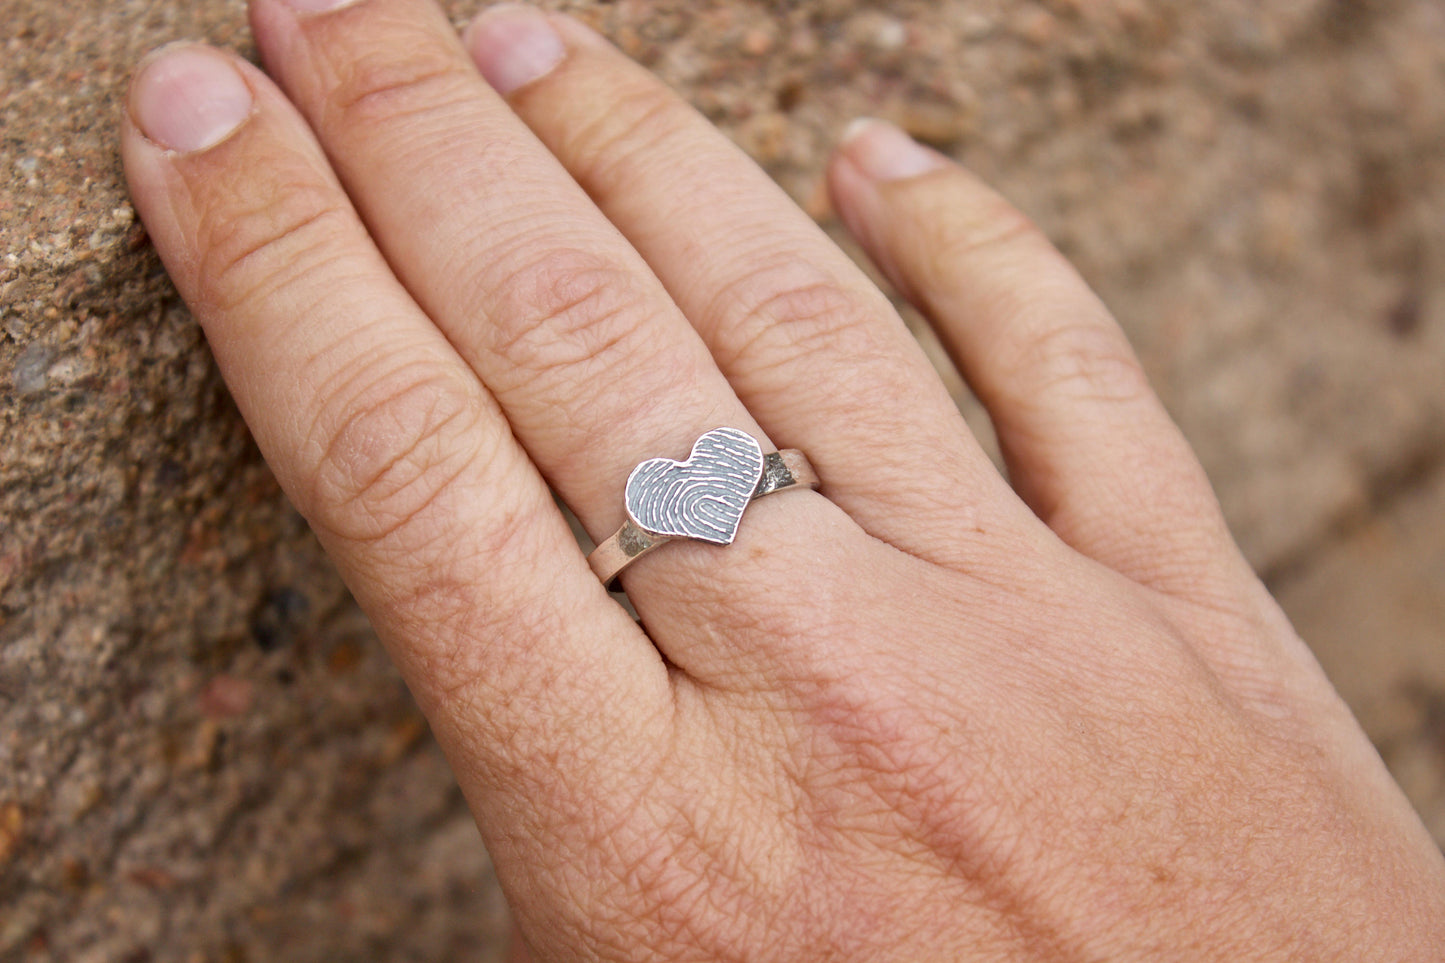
[{"left": 625, "top": 428, "right": 765, "bottom": 545}]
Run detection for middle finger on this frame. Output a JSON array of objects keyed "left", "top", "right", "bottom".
[
  {"left": 467, "top": 7, "right": 1032, "bottom": 569},
  {"left": 248, "top": 0, "right": 846, "bottom": 606}
]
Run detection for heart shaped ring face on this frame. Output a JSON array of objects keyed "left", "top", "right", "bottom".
[{"left": 625, "top": 428, "right": 766, "bottom": 545}]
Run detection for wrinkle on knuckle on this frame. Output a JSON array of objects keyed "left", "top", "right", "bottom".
[
  {"left": 485, "top": 246, "right": 660, "bottom": 380},
  {"left": 1000, "top": 317, "right": 1152, "bottom": 410},
  {"left": 295, "top": 317, "right": 398, "bottom": 390},
  {"left": 303, "top": 362, "right": 489, "bottom": 546},
  {"left": 194, "top": 176, "right": 351, "bottom": 312},
  {"left": 712, "top": 263, "right": 882, "bottom": 373},
  {"left": 917, "top": 196, "right": 1040, "bottom": 291},
  {"left": 562, "top": 81, "right": 689, "bottom": 193},
  {"left": 323, "top": 41, "right": 476, "bottom": 128}
]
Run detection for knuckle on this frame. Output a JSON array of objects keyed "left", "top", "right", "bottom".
[
  {"left": 324, "top": 40, "right": 475, "bottom": 126},
  {"left": 485, "top": 246, "right": 659, "bottom": 381},
  {"left": 918, "top": 195, "right": 1040, "bottom": 290},
  {"left": 562, "top": 81, "right": 688, "bottom": 191},
  {"left": 194, "top": 175, "right": 351, "bottom": 311},
  {"left": 1000, "top": 317, "right": 1152, "bottom": 408},
  {"left": 713, "top": 262, "right": 882, "bottom": 372},
  {"left": 304, "top": 362, "right": 489, "bottom": 546}
]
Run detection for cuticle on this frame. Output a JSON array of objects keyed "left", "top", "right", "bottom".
[{"left": 284, "top": 0, "right": 370, "bottom": 21}]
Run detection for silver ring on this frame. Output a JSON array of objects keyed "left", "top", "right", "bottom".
[{"left": 587, "top": 428, "right": 820, "bottom": 590}]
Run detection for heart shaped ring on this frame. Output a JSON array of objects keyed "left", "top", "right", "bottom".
[{"left": 588, "top": 428, "right": 819, "bottom": 591}]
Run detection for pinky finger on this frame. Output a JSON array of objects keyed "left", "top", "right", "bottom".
[{"left": 828, "top": 120, "right": 1252, "bottom": 601}]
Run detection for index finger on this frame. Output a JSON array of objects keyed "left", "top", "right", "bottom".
[{"left": 120, "top": 44, "right": 672, "bottom": 817}]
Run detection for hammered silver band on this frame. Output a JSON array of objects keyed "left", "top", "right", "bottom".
[{"left": 588, "top": 430, "right": 819, "bottom": 590}]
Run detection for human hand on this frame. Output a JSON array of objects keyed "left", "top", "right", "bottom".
[{"left": 121, "top": 1, "right": 1445, "bottom": 959}]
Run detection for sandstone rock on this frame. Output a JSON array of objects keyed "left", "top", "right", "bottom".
[{"left": 3, "top": 0, "right": 1443, "bottom": 958}]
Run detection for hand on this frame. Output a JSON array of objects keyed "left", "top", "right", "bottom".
[{"left": 121, "top": 1, "right": 1445, "bottom": 959}]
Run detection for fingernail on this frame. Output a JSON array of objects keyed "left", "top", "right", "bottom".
[
  {"left": 280, "top": 0, "right": 363, "bottom": 14},
  {"left": 465, "top": 4, "right": 567, "bottom": 95},
  {"left": 131, "top": 45, "right": 254, "bottom": 154},
  {"left": 840, "top": 119, "right": 949, "bottom": 182}
]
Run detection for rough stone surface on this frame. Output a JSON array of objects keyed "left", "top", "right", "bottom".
[
  {"left": 2, "top": 0, "right": 1443, "bottom": 959},
  {"left": 1274, "top": 470, "right": 1445, "bottom": 845}
]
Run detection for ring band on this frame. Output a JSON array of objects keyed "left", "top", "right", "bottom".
[{"left": 588, "top": 429, "right": 819, "bottom": 590}]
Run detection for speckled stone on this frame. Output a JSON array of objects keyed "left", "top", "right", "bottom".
[{"left": 3, "top": 0, "right": 1444, "bottom": 959}]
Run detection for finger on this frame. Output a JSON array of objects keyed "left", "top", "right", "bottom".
[
  {"left": 120, "top": 45, "right": 670, "bottom": 816},
  {"left": 462, "top": 5, "right": 1037, "bottom": 567},
  {"left": 828, "top": 121, "right": 1253, "bottom": 598},
  {"left": 245, "top": 0, "right": 853, "bottom": 617}
]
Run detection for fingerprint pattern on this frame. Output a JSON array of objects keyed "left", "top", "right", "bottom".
[{"left": 625, "top": 428, "right": 766, "bottom": 545}]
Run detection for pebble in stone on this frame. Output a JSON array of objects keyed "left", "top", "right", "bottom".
[
  {"left": 250, "top": 586, "right": 310, "bottom": 652},
  {"left": 11, "top": 343, "right": 54, "bottom": 395}
]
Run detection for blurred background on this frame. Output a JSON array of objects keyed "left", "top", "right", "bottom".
[{"left": 2, "top": 0, "right": 1442, "bottom": 958}]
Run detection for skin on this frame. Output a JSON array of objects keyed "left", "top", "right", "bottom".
[{"left": 120, "top": 1, "right": 1445, "bottom": 960}]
